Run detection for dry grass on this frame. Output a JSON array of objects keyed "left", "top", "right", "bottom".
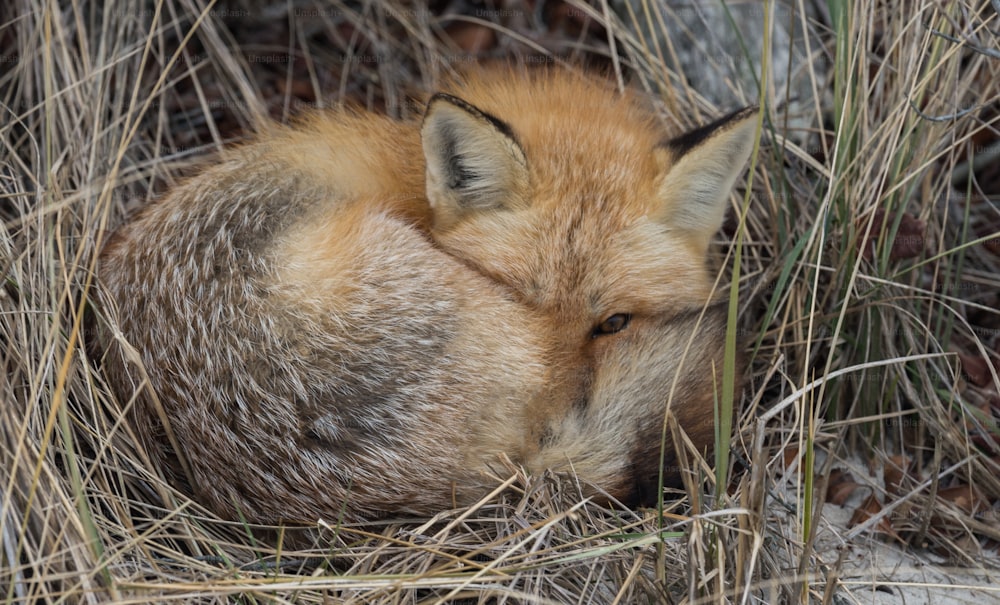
[{"left": 2, "top": 0, "right": 999, "bottom": 603}]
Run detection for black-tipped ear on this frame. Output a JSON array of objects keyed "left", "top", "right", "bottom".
[
  {"left": 664, "top": 107, "right": 758, "bottom": 158},
  {"left": 421, "top": 94, "right": 529, "bottom": 230},
  {"left": 654, "top": 107, "right": 759, "bottom": 252}
]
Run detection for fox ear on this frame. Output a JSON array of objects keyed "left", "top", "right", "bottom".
[
  {"left": 421, "top": 93, "right": 529, "bottom": 230},
  {"left": 655, "top": 107, "right": 758, "bottom": 251}
]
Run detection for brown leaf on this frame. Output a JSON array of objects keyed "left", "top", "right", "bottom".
[
  {"left": 937, "top": 484, "right": 987, "bottom": 515},
  {"left": 444, "top": 22, "right": 497, "bottom": 54},
  {"left": 847, "top": 493, "right": 877, "bottom": 527},
  {"left": 883, "top": 455, "right": 912, "bottom": 494},
  {"left": 952, "top": 533, "right": 981, "bottom": 556},
  {"left": 958, "top": 352, "right": 993, "bottom": 388},
  {"left": 275, "top": 76, "right": 317, "bottom": 101},
  {"left": 891, "top": 213, "right": 926, "bottom": 260},
  {"left": 826, "top": 469, "right": 862, "bottom": 506},
  {"left": 782, "top": 446, "right": 800, "bottom": 469},
  {"left": 977, "top": 225, "right": 1000, "bottom": 256},
  {"left": 972, "top": 432, "right": 1000, "bottom": 450},
  {"left": 828, "top": 480, "right": 862, "bottom": 506},
  {"left": 857, "top": 209, "right": 925, "bottom": 261},
  {"left": 546, "top": 1, "right": 603, "bottom": 37},
  {"left": 849, "top": 494, "right": 899, "bottom": 540}
]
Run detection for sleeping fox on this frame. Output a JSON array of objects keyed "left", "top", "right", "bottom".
[{"left": 95, "top": 68, "right": 757, "bottom": 524}]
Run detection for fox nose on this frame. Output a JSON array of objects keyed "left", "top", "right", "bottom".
[
  {"left": 616, "top": 452, "right": 690, "bottom": 509},
  {"left": 618, "top": 467, "right": 661, "bottom": 509}
]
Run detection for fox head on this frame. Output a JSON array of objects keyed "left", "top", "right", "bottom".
[
  {"left": 421, "top": 73, "right": 756, "bottom": 335},
  {"left": 420, "top": 71, "right": 757, "bottom": 503}
]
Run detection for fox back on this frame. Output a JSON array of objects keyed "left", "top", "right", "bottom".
[{"left": 96, "top": 69, "right": 757, "bottom": 525}]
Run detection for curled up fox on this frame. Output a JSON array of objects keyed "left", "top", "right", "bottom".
[{"left": 96, "top": 68, "right": 757, "bottom": 525}]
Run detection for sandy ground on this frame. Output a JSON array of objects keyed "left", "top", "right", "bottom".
[
  {"left": 778, "top": 488, "right": 1000, "bottom": 604},
  {"left": 817, "top": 504, "right": 1000, "bottom": 604}
]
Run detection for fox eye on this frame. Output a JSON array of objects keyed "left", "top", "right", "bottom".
[{"left": 592, "top": 313, "right": 631, "bottom": 337}]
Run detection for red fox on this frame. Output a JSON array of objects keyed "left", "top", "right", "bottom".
[{"left": 96, "top": 68, "right": 757, "bottom": 525}]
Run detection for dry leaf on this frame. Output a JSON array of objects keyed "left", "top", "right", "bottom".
[
  {"left": 444, "top": 22, "right": 497, "bottom": 54},
  {"left": 883, "top": 455, "right": 912, "bottom": 494},
  {"left": 937, "top": 484, "right": 987, "bottom": 515},
  {"left": 782, "top": 446, "right": 800, "bottom": 470},
  {"left": 826, "top": 469, "right": 862, "bottom": 506},
  {"left": 546, "top": 1, "right": 603, "bottom": 37},
  {"left": 977, "top": 225, "right": 1000, "bottom": 256},
  {"left": 858, "top": 209, "right": 925, "bottom": 261},
  {"left": 958, "top": 352, "right": 993, "bottom": 388},
  {"left": 849, "top": 494, "right": 899, "bottom": 540}
]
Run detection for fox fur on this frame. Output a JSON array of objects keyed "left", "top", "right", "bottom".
[{"left": 95, "top": 68, "right": 758, "bottom": 525}]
